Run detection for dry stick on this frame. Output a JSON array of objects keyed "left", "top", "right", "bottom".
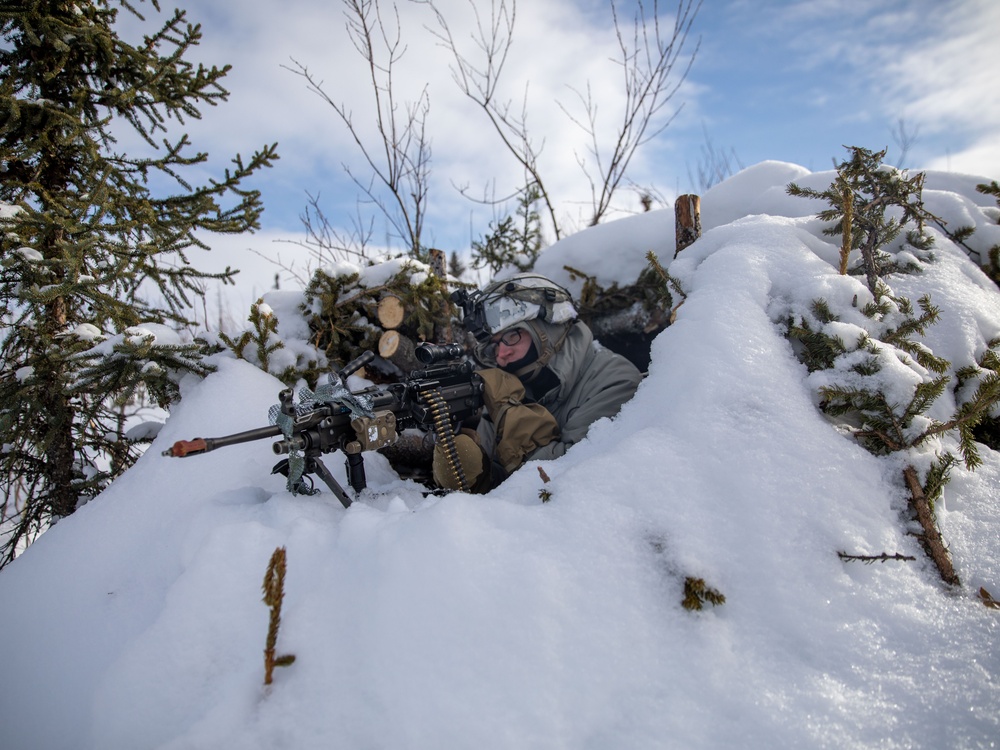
[
  {"left": 838, "top": 551, "right": 916, "bottom": 564},
  {"left": 839, "top": 181, "right": 853, "bottom": 275},
  {"left": 262, "top": 547, "right": 296, "bottom": 686},
  {"left": 903, "top": 467, "right": 961, "bottom": 587},
  {"left": 674, "top": 194, "right": 701, "bottom": 257}
]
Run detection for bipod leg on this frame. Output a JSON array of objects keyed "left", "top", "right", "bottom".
[{"left": 307, "top": 456, "right": 353, "bottom": 509}]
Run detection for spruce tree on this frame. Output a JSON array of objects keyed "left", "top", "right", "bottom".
[
  {"left": 0, "top": 0, "right": 278, "bottom": 565},
  {"left": 471, "top": 182, "right": 544, "bottom": 275},
  {"left": 788, "top": 146, "right": 937, "bottom": 298}
]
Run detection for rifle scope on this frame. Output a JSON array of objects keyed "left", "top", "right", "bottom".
[{"left": 415, "top": 342, "right": 464, "bottom": 364}]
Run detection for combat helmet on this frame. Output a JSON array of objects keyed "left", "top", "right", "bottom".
[{"left": 452, "top": 273, "right": 577, "bottom": 377}]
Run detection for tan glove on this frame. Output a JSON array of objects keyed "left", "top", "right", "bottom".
[
  {"left": 432, "top": 429, "right": 486, "bottom": 492},
  {"left": 477, "top": 369, "right": 559, "bottom": 474}
]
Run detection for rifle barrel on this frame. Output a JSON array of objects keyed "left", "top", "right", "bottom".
[{"left": 163, "top": 424, "right": 283, "bottom": 457}]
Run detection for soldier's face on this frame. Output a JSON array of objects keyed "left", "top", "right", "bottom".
[{"left": 493, "top": 328, "right": 532, "bottom": 368}]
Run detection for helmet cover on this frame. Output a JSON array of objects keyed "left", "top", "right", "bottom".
[{"left": 466, "top": 274, "right": 576, "bottom": 341}]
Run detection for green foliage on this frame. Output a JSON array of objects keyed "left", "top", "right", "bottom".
[
  {"left": 784, "top": 150, "right": 1000, "bottom": 527},
  {"left": 567, "top": 251, "right": 683, "bottom": 324},
  {"left": 785, "top": 300, "right": 846, "bottom": 372},
  {"left": 302, "top": 259, "right": 454, "bottom": 376},
  {"left": 788, "top": 146, "right": 939, "bottom": 299},
  {"left": 0, "top": 0, "right": 276, "bottom": 565},
  {"left": 682, "top": 576, "right": 726, "bottom": 611},
  {"left": 221, "top": 300, "right": 284, "bottom": 371},
  {"left": 471, "top": 183, "right": 544, "bottom": 276},
  {"left": 218, "top": 299, "right": 320, "bottom": 386},
  {"left": 922, "top": 452, "right": 958, "bottom": 508},
  {"left": 784, "top": 150, "right": 1000, "bottom": 587},
  {"left": 804, "top": 293, "right": 995, "bottom": 469},
  {"left": 976, "top": 181, "right": 1000, "bottom": 286}
]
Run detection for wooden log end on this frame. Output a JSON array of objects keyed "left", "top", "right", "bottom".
[
  {"left": 376, "top": 294, "right": 405, "bottom": 330},
  {"left": 378, "top": 329, "right": 421, "bottom": 372}
]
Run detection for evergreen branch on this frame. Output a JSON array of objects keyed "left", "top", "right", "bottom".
[
  {"left": 903, "top": 466, "right": 960, "bottom": 587},
  {"left": 681, "top": 576, "right": 725, "bottom": 611}
]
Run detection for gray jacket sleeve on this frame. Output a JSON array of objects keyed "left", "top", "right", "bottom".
[{"left": 526, "top": 350, "right": 641, "bottom": 461}]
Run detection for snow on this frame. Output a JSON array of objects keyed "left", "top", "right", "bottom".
[
  {"left": 15, "top": 246, "right": 43, "bottom": 262},
  {"left": 2, "top": 162, "right": 1000, "bottom": 749},
  {"left": 67, "top": 322, "right": 105, "bottom": 341}
]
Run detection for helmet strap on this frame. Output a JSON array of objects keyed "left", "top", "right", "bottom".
[{"left": 510, "top": 320, "right": 573, "bottom": 382}]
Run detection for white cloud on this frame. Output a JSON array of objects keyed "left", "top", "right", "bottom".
[
  {"left": 876, "top": 0, "right": 1000, "bottom": 175},
  {"left": 155, "top": 0, "right": 702, "bottom": 246}
]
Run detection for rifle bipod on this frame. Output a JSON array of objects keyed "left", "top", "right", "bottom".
[{"left": 271, "top": 451, "right": 367, "bottom": 509}]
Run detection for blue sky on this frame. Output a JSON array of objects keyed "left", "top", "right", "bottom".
[{"left": 130, "top": 0, "right": 1000, "bottom": 299}]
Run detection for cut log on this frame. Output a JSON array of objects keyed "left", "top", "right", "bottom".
[
  {"left": 376, "top": 294, "right": 405, "bottom": 330},
  {"left": 378, "top": 329, "right": 422, "bottom": 373},
  {"left": 675, "top": 194, "right": 701, "bottom": 256}
]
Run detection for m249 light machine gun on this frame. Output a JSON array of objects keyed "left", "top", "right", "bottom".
[{"left": 163, "top": 344, "right": 484, "bottom": 507}]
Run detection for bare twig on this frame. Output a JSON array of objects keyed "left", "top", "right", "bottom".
[
  {"left": 422, "top": 0, "right": 701, "bottom": 236},
  {"left": 837, "top": 551, "right": 917, "bottom": 564},
  {"left": 284, "top": 0, "right": 432, "bottom": 256}
]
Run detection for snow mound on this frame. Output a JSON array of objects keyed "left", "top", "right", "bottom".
[{"left": 2, "top": 162, "right": 999, "bottom": 750}]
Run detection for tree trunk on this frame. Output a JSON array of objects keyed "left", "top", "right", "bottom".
[{"left": 41, "top": 295, "right": 78, "bottom": 518}]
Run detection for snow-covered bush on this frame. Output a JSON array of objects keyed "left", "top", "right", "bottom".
[{"left": 781, "top": 148, "right": 1000, "bottom": 585}]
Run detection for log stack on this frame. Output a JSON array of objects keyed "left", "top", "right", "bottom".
[{"left": 376, "top": 294, "right": 425, "bottom": 373}]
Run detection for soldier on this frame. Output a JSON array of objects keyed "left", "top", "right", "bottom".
[{"left": 435, "top": 274, "right": 643, "bottom": 492}]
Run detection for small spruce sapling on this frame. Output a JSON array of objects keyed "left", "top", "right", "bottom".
[
  {"left": 220, "top": 300, "right": 285, "bottom": 374},
  {"left": 784, "top": 148, "right": 1000, "bottom": 587},
  {"left": 788, "top": 146, "right": 939, "bottom": 299},
  {"left": 216, "top": 299, "right": 323, "bottom": 386},
  {"left": 471, "top": 183, "right": 544, "bottom": 276}
]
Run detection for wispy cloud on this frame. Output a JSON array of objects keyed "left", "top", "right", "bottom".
[
  {"left": 874, "top": 0, "right": 1000, "bottom": 174},
  {"left": 111, "top": 0, "right": 998, "bottom": 274},
  {"left": 136, "top": 0, "right": 702, "bottom": 246}
]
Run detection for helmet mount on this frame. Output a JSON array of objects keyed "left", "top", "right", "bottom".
[{"left": 451, "top": 274, "right": 576, "bottom": 345}]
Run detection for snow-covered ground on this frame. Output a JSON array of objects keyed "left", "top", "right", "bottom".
[{"left": 2, "top": 162, "right": 999, "bottom": 749}]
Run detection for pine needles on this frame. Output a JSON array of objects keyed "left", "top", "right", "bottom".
[
  {"left": 681, "top": 577, "right": 726, "bottom": 611},
  {"left": 784, "top": 146, "right": 1000, "bottom": 589}
]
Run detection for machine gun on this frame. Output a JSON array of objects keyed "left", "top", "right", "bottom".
[{"left": 163, "top": 343, "right": 484, "bottom": 507}]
